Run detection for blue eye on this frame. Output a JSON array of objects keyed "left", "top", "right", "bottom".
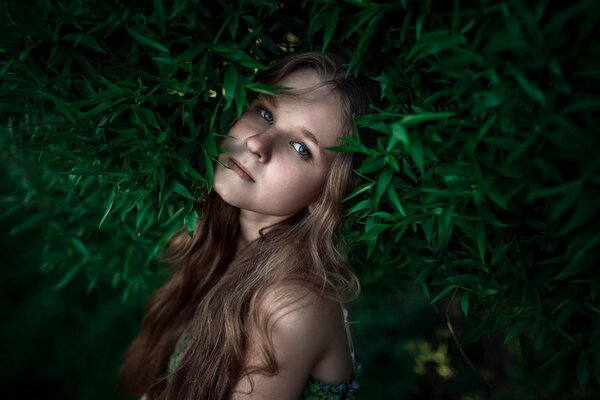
[
  {"left": 259, "top": 108, "right": 273, "bottom": 124},
  {"left": 291, "top": 142, "right": 311, "bottom": 159}
]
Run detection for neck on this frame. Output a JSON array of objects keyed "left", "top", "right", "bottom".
[{"left": 237, "top": 209, "right": 291, "bottom": 243}]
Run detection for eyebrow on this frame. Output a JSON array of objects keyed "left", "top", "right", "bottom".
[
  {"left": 300, "top": 128, "right": 320, "bottom": 146},
  {"left": 261, "top": 94, "right": 279, "bottom": 108},
  {"left": 259, "top": 94, "right": 321, "bottom": 147}
]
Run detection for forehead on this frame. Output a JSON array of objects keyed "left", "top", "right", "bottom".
[{"left": 265, "top": 68, "right": 345, "bottom": 148}]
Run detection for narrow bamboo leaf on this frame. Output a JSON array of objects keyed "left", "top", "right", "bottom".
[
  {"left": 386, "top": 184, "right": 406, "bottom": 216},
  {"left": 38, "top": 90, "right": 76, "bottom": 123},
  {"left": 126, "top": 26, "right": 170, "bottom": 53},
  {"left": 447, "top": 274, "right": 482, "bottom": 284},
  {"left": 136, "top": 107, "right": 161, "bottom": 131},
  {"left": 228, "top": 14, "right": 239, "bottom": 39},
  {"left": 556, "top": 233, "right": 600, "bottom": 280},
  {"left": 510, "top": 66, "right": 546, "bottom": 103},
  {"left": 172, "top": 181, "right": 195, "bottom": 200},
  {"left": 529, "top": 282, "right": 542, "bottom": 321},
  {"left": 347, "top": 199, "right": 372, "bottom": 215},
  {"left": 408, "top": 136, "right": 424, "bottom": 174},
  {"left": 169, "top": 0, "right": 192, "bottom": 19},
  {"left": 577, "top": 354, "right": 590, "bottom": 386},
  {"left": 154, "top": 0, "right": 166, "bottom": 35},
  {"left": 70, "top": 238, "right": 91, "bottom": 259},
  {"left": 461, "top": 292, "right": 470, "bottom": 316},
  {"left": 344, "top": 181, "right": 374, "bottom": 202},
  {"left": 64, "top": 32, "right": 107, "bottom": 54},
  {"left": 99, "top": 76, "right": 124, "bottom": 95},
  {"left": 402, "top": 158, "right": 418, "bottom": 183},
  {"left": 375, "top": 168, "right": 393, "bottom": 207},
  {"left": 326, "top": 145, "right": 359, "bottom": 153},
  {"left": 99, "top": 188, "right": 117, "bottom": 228},
  {"left": 504, "top": 320, "right": 531, "bottom": 344},
  {"left": 431, "top": 285, "right": 457, "bottom": 304},
  {"left": 389, "top": 122, "right": 408, "bottom": 151},
  {"left": 9, "top": 213, "right": 47, "bottom": 235},
  {"left": 415, "top": 13, "right": 424, "bottom": 41},
  {"left": 204, "top": 151, "right": 214, "bottom": 192},
  {"left": 476, "top": 220, "right": 486, "bottom": 264},
  {"left": 401, "top": 112, "right": 455, "bottom": 125},
  {"left": 322, "top": 7, "right": 339, "bottom": 53},
  {"left": 135, "top": 201, "right": 149, "bottom": 232},
  {"left": 555, "top": 301, "right": 579, "bottom": 327},
  {"left": 223, "top": 65, "right": 238, "bottom": 109},
  {"left": 186, "top": 210, "right": 197, "bottom": 237},
  {"left": 245, "top": 82, "right": 286, "bottom": 96},
  {"left": 54, "top": 264, "right": 82, "bottom": 290},
  {"left": 359, "top": 157, "right": 386, "bottom": 174}
]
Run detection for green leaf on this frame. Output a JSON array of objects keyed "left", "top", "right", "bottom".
[
  {"left": 447, "top": 274, "right": 482, "bottom": 284},
  {"left": 344, "top": 181, "right": 374, "bottom": 202},
  {"left": 204, "top": 150, "right": 215, "bottom": 192},
  {"left": 576, "top": 354, "right": 590, "bottom": 386},
  {"left": 386, "top": 184, "right": 406, "bottom": 217},
  {"left": 510, "top": 65, "right": 546, "bottom": 103},
  {"left": 63, "top": 33, "right": 107, "bottom": 54},
  {"left": 54, "top": 265, "right": 82, "bottom": 290},
  {"left": 431, "top": 285, "right": 457, "bottom": 304},
  {"left": 223, "top": 65, "right": 238, "bottom": 109},
  {"left": 401, "top": 112, "right": 455, "bottom": 125},
  {"left": 126, "top": 26, "right": 170, "bottom": 53},
  {"left": 461, "top": 292, "right": 470, "bottom": 316},
  {"left": 389, "top": 122, "right": 408, "bottom": 151},
  {"left": 322, "top": 7, "right": 339, "bottom": 53},
  {"left": 346, "top": 199, "right": 372, "bottom": 216},
  {"left": 70, "top": 238, "right": 90, "bottom": 259},
  {"left": 99, "top": 188, "right": 118, "bottom": 228},
  {"left": 186, "top": 210, "right": 197, "bottom": 237},
  {"left": 476, "top": 220, "right": 486, "bottom": 264},
  {"left": 9, "top": 213, "right": 47, "bottom": 235},
  {"left": 504, "top": 320, "right": 531, "bottom": 344},
  {"left": 172, "top": 181, "right": 195, "bottom": 200},
  {"left": 136, "top": 107, "right": 161, "bottom": 131},
  {"left": 375, "top": 168, "right": 393, "bottom": 207}
]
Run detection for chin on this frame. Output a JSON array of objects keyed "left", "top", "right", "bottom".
[{"left": 213, "top": 183, "right": 236, "bottom": 207}]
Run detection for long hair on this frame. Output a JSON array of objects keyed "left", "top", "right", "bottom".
[{"left": 119, "top": 52, "right": 380, "bottom": 399}]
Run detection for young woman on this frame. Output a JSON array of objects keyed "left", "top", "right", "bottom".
[{"left": 120, "top": 52, "right": 380, "bottom": 399}]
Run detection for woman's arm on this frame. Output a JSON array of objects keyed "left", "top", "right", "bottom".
[{"left": 230, "top": 286, "right": 335, "bottom": 400}]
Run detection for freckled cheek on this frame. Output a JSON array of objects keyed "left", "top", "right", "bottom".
[
  {"left": 225, "top": 117, "right": 258, "bottom": 141},
  {"left": 274, "top": 168, "right": 326, "bottom": 200}
]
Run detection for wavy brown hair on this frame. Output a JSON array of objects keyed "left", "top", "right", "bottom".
[{"left": 119, "top": 51, "right": 380, "bottom": 400}]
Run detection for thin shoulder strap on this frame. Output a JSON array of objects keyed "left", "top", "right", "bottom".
[{"left": 339, "top": 301, "right": 357, "bottom": 373}]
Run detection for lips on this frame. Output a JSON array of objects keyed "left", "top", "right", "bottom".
[{"left": 228, "top": 158, "right": 254, "bottom": 182}]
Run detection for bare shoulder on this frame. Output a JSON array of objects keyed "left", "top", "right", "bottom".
[
  {"left": 259, "top": 283, "right": 339, "bottom": 329},
  {"left": 253, "top": 282, "right": 341, "bottom": 368},
  {"left": 230, "top": 284, "right": 339, "bottom": 399}
]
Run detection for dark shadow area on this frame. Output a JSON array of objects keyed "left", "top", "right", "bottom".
[{"left": 0, "top": 171, "right": 146, "bottom": 400}]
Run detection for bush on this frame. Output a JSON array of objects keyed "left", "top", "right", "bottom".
[{"left": 1, "top": 0, "right": 599, "bottom": 398}]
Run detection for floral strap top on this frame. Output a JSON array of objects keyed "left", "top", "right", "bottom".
[
  {"left": 300, "top": 301, "right": 362, "bottom": 399},
  {"left": 167, "top": 302, "right": 362, "bottom": 400}
]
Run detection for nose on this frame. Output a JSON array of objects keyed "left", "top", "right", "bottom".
[{"left": 245, "top": 131, "right": 273, "bottom": 163}]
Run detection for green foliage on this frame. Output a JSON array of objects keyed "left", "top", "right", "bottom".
[{"left": 2, "top": 0, "right": 600, "bottom": 398}]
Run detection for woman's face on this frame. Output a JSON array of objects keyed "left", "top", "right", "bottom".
[{"left": 213, "top": 68, "right": 344, "bottom": 219}]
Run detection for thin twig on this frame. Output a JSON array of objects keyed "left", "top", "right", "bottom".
[{"left": 445, "top": 290, "right": 493, "bottom": 390}]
